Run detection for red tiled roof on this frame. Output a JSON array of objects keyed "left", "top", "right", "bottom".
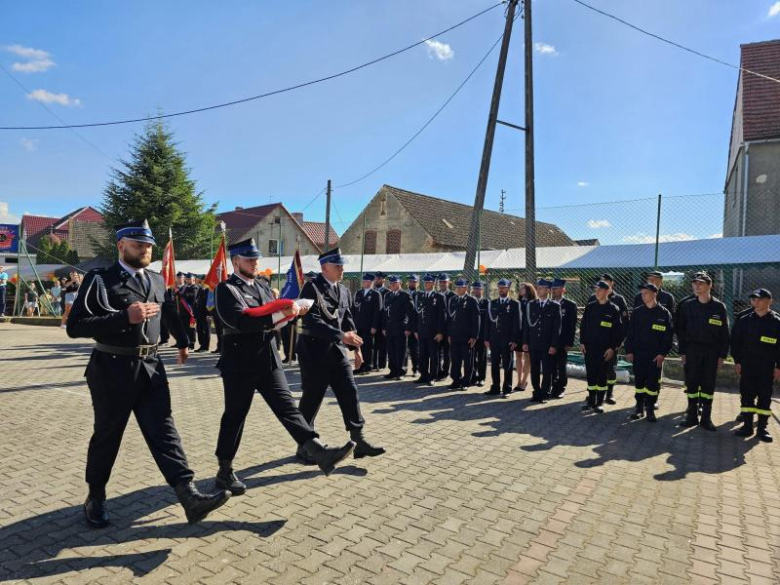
[
  {"left": 216, "top": 203, "right": 280, "bottom": 241},
  {"left": 54, "top": 206, "right": 103, "bottom": 228},
  {"left": 21, "top": 215, "right": 57, "bottom": 240},
  {"left": 302, "top": 221, "right": 339, "bottom": 249},
  {"left": 741, "top": 39, "right": 780, "bottom": 142}
]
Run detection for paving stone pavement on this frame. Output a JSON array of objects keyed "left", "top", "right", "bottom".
[{"left": 0, "top": 322, "right": 779, "bottom": 585}]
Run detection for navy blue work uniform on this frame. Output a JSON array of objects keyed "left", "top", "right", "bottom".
[
  {"left": 486, "top": 296, "right": 520, "bottom": 394},
  {"left": 447, "top": 292, "right": 480, "bottom": 389},
  {"left": 415, "top": 289, "right": 447, "bottom": 384},
  {"left": 579, "top": 299, "right": 625, "bottom": 408},
  {"left": 523, "top": 297, "right": 562, "bottom": 402}
]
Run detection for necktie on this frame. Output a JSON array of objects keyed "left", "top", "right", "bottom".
[{"left": 135, "top": 272, "right": 148, "bottom": 296}]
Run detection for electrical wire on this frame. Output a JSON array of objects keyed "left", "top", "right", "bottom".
[{"left": 0, "top": 2, "right": 506, "bottom": 130}]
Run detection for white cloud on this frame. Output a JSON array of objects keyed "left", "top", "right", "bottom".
[
  {"left": 20, "top": 137, "right": 39, "bottom": 152},
  {"left": 424, "top": 39, "right": 454, "bottom": 61},
  {"left": 709, "top": 232, "right": 723, "bottom": 239},
  {"left": 587, "top": 219, "right": 611, "bottom": 229},
  {"left": 5, "top": 44, "right": 55, "bottom": 73},
  {"left": 577, "top": 181, "right": 589, "bottom": 187},
  {"left": 534, "top": 42, "right": 558, "bottom": 56},
  {"left": 769, "top": 2, "right": 780, "bottom": 17},
  {"left": 26, "top": 89, "right": 81, "bottom": 106},
  {"left": 0, "top": 202, "right": 20, "bottom": 224},
  {"left": 623, "top": 232, "right": 696, "bottom": 244}
]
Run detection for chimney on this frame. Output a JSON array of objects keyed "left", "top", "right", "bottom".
[
  {"left": 235, "top": 206, "right": 244, "bottom": 211},
  {"left": 292, "top": 212, "right": 304, "bottom": 224}
]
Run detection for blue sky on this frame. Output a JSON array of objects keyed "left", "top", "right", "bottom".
[{"left": 1, "top": 0, "right": 778, "bottom": 245}]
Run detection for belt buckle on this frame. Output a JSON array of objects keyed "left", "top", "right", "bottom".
[{"left": 138, "top": 345, "right": 151, "bottom": 358}]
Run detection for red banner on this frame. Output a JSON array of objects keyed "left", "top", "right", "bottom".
[{"left": 160, "top": 229, "right": 176, "bottom": 289}]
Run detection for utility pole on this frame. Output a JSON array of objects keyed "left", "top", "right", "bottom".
[
  {"left": 324, "top": 179, "right": 332, "bottom": 253},
  {"left": 524, "top": 0, "right": 536, "bottom": 282},
  {"left": 463, "top": 0, "right": 518, "bottom": 279},
  {"left": 499, "top": 189, "right": 507, "bottom": 213}
]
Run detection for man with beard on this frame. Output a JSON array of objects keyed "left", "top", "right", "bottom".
[
  {"left": 67, "top": 220, "right": 231, "bottom": 528},
  {"left": 296, "top": 248, "right": 385, "bottom": 461},
  {"left": 214, "top": 239, "right": 355, "bottom": 493}
]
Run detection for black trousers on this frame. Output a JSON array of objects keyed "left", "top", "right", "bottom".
[
  {"left": 196, "top": 313, "right": 211, "bottom": 350},
  {"left": 387, "top": 334, "right": 408, "bottom": 376},
  {"left": 213, "top": 313, "right": 223, "bottom": 351},
  {"left": 490, "top": 343, "right": 514, "bottom": 391},
  {"left": 472, "top": 340, "right": 487, "bottom": 383},
  {"left": 407, "top": 333, "right": 420, "bottom": 373},
  {"left": 372, "top": 331, "right": 387, "bottom": 370},
  {"left": 683, "top": 347, "right": 719, "bottom": 404},
  {"left": 419, "top": 336, "right": 439, "bottom": 381},
  {"left": 281, "top": 321, "right": 297, "bottom": 361},
  {"left": 585, "top": 348, "right": 610, "bottom": 393},
  {"left": 439, "top": 338, "right": 451, "bottom": 378},
  {"left": 216, "top": 368, "right": 317, "bottom": 461},
  {"left": 179, "top": 314, "right": 196, "bottom": 347},
  {"left": 299, "top": 346, "right": 366, "bottom": 431},
  {"left": 159, "top": 320, "right": 170, "bottom": 344},
  {"left": 739, "top": 358, "right": 774, "bottom": 418},
  {"left": 450, "top": 339, "right": 473, "bottom": 385},
  {"left": 633, "top": 352, "right": 662, "bottom": 402},
  {"left": 529, "top": 349, "right": 556, "bottom": 400},
  {"left": 86, "top": 358, "right": 193, "bottom": 491},
  {"left": 357, "top": 328, "right": 374, "bottom": 369},
  {"left": 551, "top": 349, "right": 568, "bottom": 396}
]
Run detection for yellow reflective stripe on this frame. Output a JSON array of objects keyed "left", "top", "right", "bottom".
[
  {"left": 754, "top": 408, "right": 772, "bottom": 416},
  {"left": 635, "top": 388, "right": 647, "bottom": 394},
  {"left": 699, "top": 393, "right": 714, "bottom": 400},
  {"left": 740, "top": 406, "right": 754, "bottom": 413},
  {"left": 600, "top": 321, "right": 613, "bottom": 328},
  {"left": 607, "top": 379, "right": 617, "bottom": 384},
  {"left": 644, "top": 389, "right": 660, "bottom": 396},
  {"left": 652, "top": 324, "right": 667, "bottom": 332},
  {"left": 708, "top": 318, "right": 723, "bottom": 326},
  {"left": 760, "top": 336, "right": 777, "bottom": 344},
  {"left": 587, "top": 385, "right": 599, "bottom": 391},
  {"left": 595, "top": 386, "right": 608, "bottom": 392},
  {"left": 686, "top": 392, "right": 700, "bottom": 398}
]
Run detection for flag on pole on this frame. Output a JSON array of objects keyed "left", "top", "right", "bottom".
[
  {"left": 160, "top": 228, "right": 176, "bottom": 289},
  {"left": 281, "top": 250, "right": 305, "bottom": 299},
  {"left": 204, "top": 231, "right": 228, "bottom": 311}
]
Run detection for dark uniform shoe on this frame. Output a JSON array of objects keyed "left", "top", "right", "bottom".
[
  {"left": 84, "top": 496, "right": 109, "bottom": 528},
  {"left": 215, "top": 459, "right": 247, "bottom": 495},
  {"left": 174, "top": 481, "right": 231, "bottom": 524},
  {"left": 351, "top": 429, "right": 385, "bottom": 459},
  {"left": 302, "top": 438, "right": 355, "bottom": 476},
  {"left": 295, "top": 445, "right": 317, "bottom": 465},
  {"left": 735, "top": 415, "right": 754, "bottom": 437},
  {"left": 484, "top": 388, "right": 501, "bottom": 396},
  {"left": 757, "top": 427, "right": 773, "bottom": 443}
]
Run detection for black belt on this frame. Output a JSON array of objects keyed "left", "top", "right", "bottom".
[{"left": 95, "top": 342, "right": 159, "bottom": 358}]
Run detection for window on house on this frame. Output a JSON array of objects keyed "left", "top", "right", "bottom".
[
  {"left": 386, "top": 229, "right": 401, "bottom": 254},
  {"left": 364, "top": 230, "right": 377, "bottom": 254},
  {"left": 268, "top": 239, "right": 283, "bottom": 255}
]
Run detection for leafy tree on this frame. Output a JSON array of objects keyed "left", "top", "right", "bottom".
[{"left": 36, "top": 233, "right": 79, "bottom": 265}]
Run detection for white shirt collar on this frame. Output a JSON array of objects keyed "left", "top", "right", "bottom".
[
  {"left": 235, "top": 272, "right": 255, "bottom": 287},
  {"left": 323, "top": 275, "right": 338, "bottom": 288},
  {"left": 118, "top": 258, "right": 143, "bottom": 278}
]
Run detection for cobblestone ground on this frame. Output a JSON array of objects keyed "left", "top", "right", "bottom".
[{"left": 0, "top": 322, "right": 778, "bottom": 584}]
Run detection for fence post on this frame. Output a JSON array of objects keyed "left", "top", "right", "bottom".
[{"left": 654, "top": 193, "right": 662, "bottom": 269}]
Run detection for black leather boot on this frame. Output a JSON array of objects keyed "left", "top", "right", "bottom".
[
  {"left": 645, "top": 396, "right": 657, "bottom": 422},
  {"left": 605, "top": 385, "right": 616, "bottom": 405},
  {"left": 83, "top": 496, "right": 110, "bottom": 528},
  {"left": 350, "top": 429, "right": 386, "bottom": 459},
  {"left": 756, "top": 415, "right": 773, "bottom": 443},
  {"left": 735, "top": 414, "right": 754, "bottom": 437},
  {"left": 302, "top": 438, "right": 355, "bottom": 476},
  {"left": 582, "top": 391, "right": 595, "bottom": 412},
  {"left": 174, "top": 481, "right": 231, "bottom": 524},
  {"left": 698, "top": 402, "right": 717, "bottom": 432},
  {"left": 215, "top": 460, "right": 247, "bottom": 495},
  {"left": 295, "top": 444, "right": 317, "bottom": 465},
  {"left": 593, "top": 390, "right": 605, "bottom": 413},
  {"left": 629, "top": 394, "right": 645, "bottom": 420},
  {"left": 679, "top": 398, "right": 699, "bottom": 428}
]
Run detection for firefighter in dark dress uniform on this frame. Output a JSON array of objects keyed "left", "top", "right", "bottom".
[
  {"left": 580, "top": 281, "right": 625, "bottom": 413},
  {"left": 624, "top": 283, "right": 674, "bottom": 422},
  {"left": 447, "top": 278, "right": 480, "bottom": 390},
  {"left": 470, "top": 281, "right": 489, "bottom": 388},
  {"left": 675, "top": 272, "right": 729, "bottom": 431},
  {"left": 371, "top": 272, "right": 389, "bottom": 371},
  {"left": 414, "top": 274, "right": 447, "bottom": 386},
  {"left": 523, "top": 279, "right": 562, "bottom": 403},
  {"left": 296, "top": 248, "right": 385, "bottom": 461},
  {"left": 438, "top": 274, "right": 456, "bottom": 380},
  {"left": 67, "top": 220, "right": 231, "bottom": 528},
  {"left": 214, "top": 239, "right": 356, "bottom": 490},
  {"left": 484, "top": 278, "right": 520, "bottom": 397},
  {"left": 406, "top": 275, "right": 421, "bottom": 376},
  {"left": 550, "top": 279, "right": 578, "bottom": 399},
  {"left": 194, "top": 276, "right": 211, "bottom": 352},
  {"left": 353, "top": 273, "right": 383, "bottom": 374},
  {"left": 382, "top": 275, "right": 416, "bottom": 380},
  {"left": 731, "top": 288, "right": 780, "bottom": 443}
]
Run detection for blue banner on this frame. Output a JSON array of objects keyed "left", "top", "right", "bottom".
[
  {"left": 0, "top": 224, "right": 19, "bottom": 254},
  {"left": 281, "top": 250, "right": 304, "bottom": 299}
]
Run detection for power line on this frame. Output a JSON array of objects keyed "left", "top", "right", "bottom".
[
  {"left": 0, "top": 2, "right": 505, "bottom": 131},
  {"left": 334, "top": 7, "right": 522, "bottom": 190},
  {"left": 0, "top": 63, "right": 119, "bottom": 163},
  {"left": 571, "top": 0, "right": 780, "bottom": 85}
]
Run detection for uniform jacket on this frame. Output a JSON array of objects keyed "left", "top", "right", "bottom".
[
  {"left": 675, "top": 296, "right": 729, "bottom": 357},
  {"left": 556, "top": 296, "right": 578, "bottom": 348},
  {"left": 447, "top": 294, "right": 480, "bottom": 342},
  {"left": 522, "top": 298, "right": 562, "bottom": 351},
  {"left": 382, "top": 289, "right": 415, "bottom": 336},
  {"left": 730, "top": 310, "right": 780, "bottom": 367},
  {"left": 579, "top": 300, "right": 625, "bottom": 350},
  {"left": 633, "top": 289, "right": 676, "bottom": 317},
  {"left": 297, "top": 274, "right": 357, "bottom": 361},
  {"left": 486, "top": 297, "right": 520, "bottom": 346},
  {"left": 474, "top": 297, "right": 489, "bottom": 342},
  {"left": 624, "top": 303, "right": 674, "bottom": 356},
  {"left": 353, "top": 287, "right": 383, "bottom": 332},
  {"left": 215, "top": 273, "right": 281, "bottom": 375},
  {"left": 416, "top": 291, "right": 447, "bottom": 338},
  {"left": 589, "top": 291, "right": 629, "bottom": 322}
]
